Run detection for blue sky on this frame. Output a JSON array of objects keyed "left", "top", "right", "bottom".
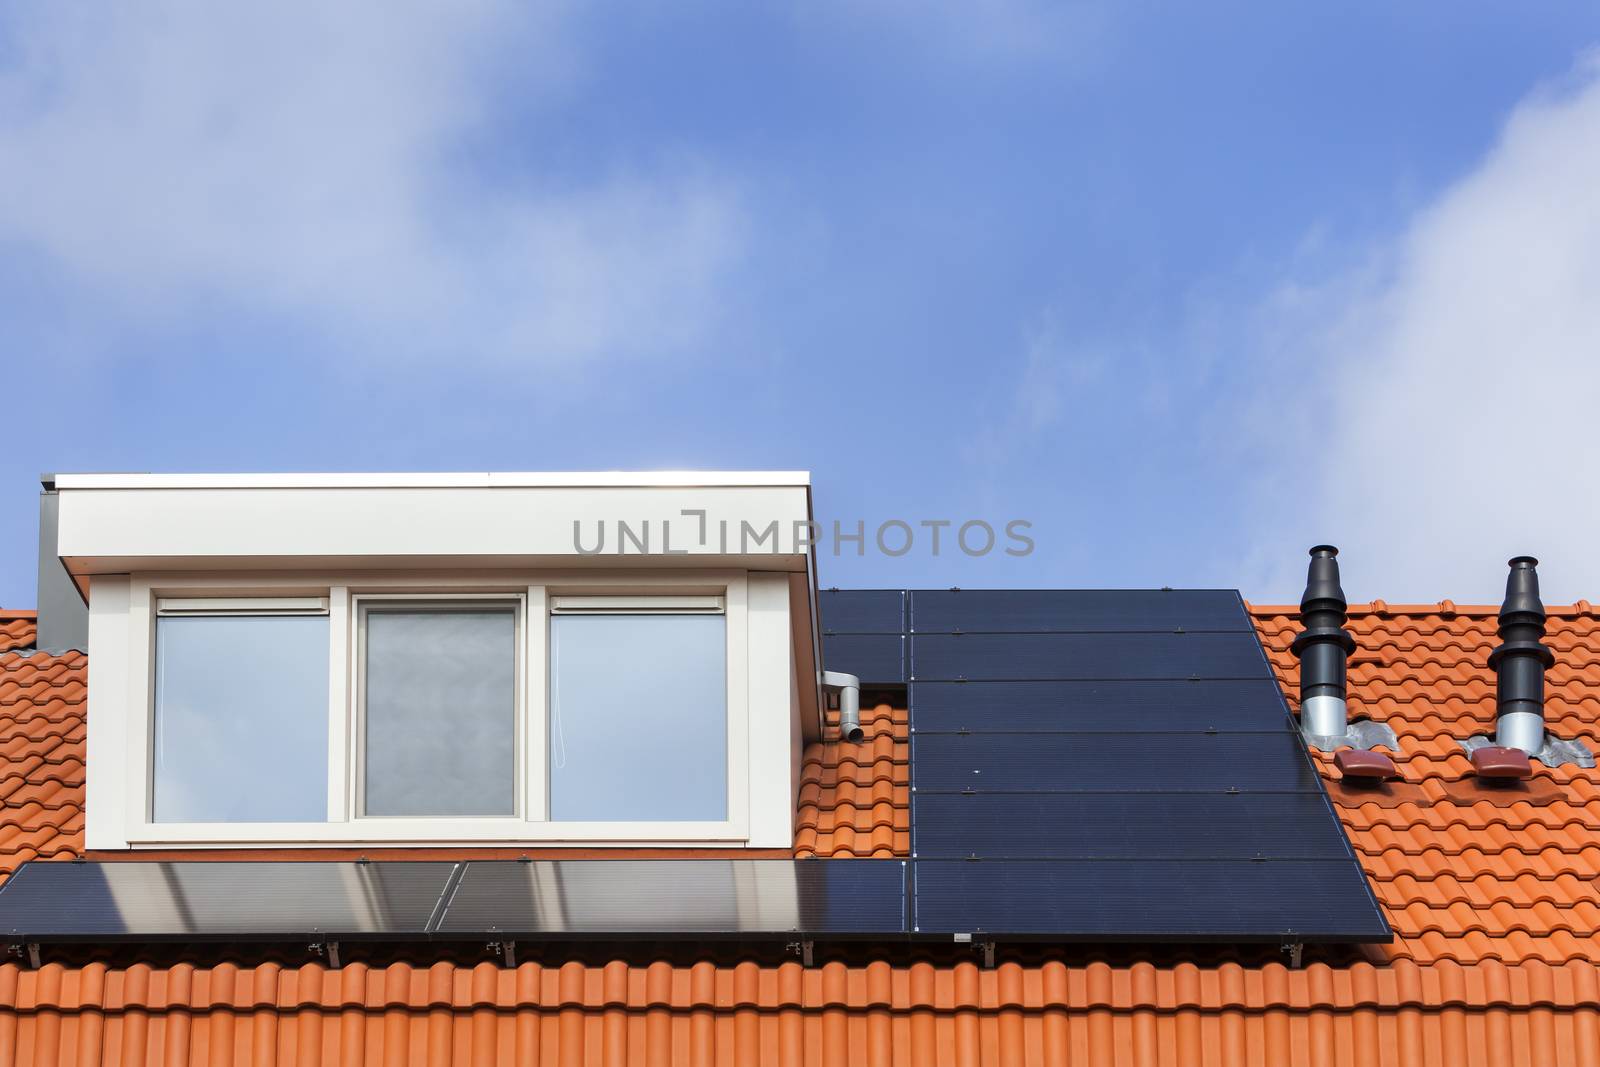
[{"left": 3, "top": 3, "right": 1600, "bottom": 607}]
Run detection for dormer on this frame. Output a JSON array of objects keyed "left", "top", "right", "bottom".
[{"left": 56, "top": 472, "right": 821, "bottom": 851}]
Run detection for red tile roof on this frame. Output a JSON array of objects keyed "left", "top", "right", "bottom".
[
  {"left": 0, "top": 611, "right": 36, "bottom": 653},
  {"left": 0, "top": 636, "right": 84, "bottom": 881},
  {"left": 795, "top": 702, "right": 909, "bottom": 858},
  {"left": 3, "top": 601, "right": 1600, "bottom": 1065},
  {"left": 1252, "top": 602, "right": 1600, "bottom": 972}
]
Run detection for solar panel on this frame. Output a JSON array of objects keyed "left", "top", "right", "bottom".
[
  {"left": 819, "top": 590, "right": 908, "bottom": 683},
  {"left": 822, "top": 588, "right": 1389, "bottom": 944},
  {"left": 0, "top": 860, "right": 909, "bottom": 944},
  {"left": 818, "top": 589, "right": 906, "bottom": 634},
  {"left": 910, "top": 679, "right": 1291, "bottom": 732},
  {"left": 434, "top": 860, "right": 907, "bottom": 938},
  {"left": 911, "top": 632, "right": 1268, "bottom": 681},
  {"left": 0, "top": 861, "right": 455, "bottom": 941},
  {"left": 821, "top": 633, "right": 905, "bottom": 683},
  {"left": 912, "top": 732, "right": 1325, "bottom": 792},
  {"left": 911, "top": 793, "right": 1360, "bottom": 859},
  {"left": 910, "top": 589, "right": 1251, "bottom": 633},
  {"left": 912, "top": 859, "right": 1388, "bottom": 941}
]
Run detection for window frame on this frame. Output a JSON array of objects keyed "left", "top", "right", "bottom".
[
  {"left": 351, "top": 592, "right": 528, "bottom": 823},
  {"left": 148, "top": 598, "right": 333, "bottom": 825},
  {"left": 114, "top": 571, "right": 753, "bottom": 847},
  {"left": 546, "top": 594, "right": 731, "bottom": 824}
]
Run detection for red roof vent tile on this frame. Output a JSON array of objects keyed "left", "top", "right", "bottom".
[
  {"left": 1470, "top": 745, "right": 1533, "bottom": 780},
  {"left": 1333, "top": 748, "right": 1396, "bottom": 780}
]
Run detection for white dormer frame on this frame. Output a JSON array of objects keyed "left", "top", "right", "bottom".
[{"left": 68, "top": 473, "right": 820, "bottom": 852}]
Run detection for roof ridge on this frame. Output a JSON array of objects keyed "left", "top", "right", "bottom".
[{"left": 1247, "top": 601, "right": 1600, "bottom": 617}]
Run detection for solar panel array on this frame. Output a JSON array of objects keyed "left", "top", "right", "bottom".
[
  {"left": 825, "top": 588, "right": 1390, "bottom": 941},
  {"left": 0, "top": 589, "right": 1388, "bottom": 947},
  {"left": 0, "top": 860, "right": 907, "bottom": 943}
]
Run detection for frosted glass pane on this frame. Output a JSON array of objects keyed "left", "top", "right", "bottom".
[
  {"left": 363, "top": 609, "right": 516, "bottom": 817},
  {"left": 550, "top": 614, "right": 726, "bottom": 821},
  {"left": 153, "top": 615, "right": 329, "bottom": 823}
]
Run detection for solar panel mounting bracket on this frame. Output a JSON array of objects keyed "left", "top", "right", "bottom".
[
  {"left": 786, "top": 939, "right": 815, "bottom": 967},
  {"left": 489, "top": 940, "right": 517, "bottom": 968},
  {"left": 310, "top": 940, "right": 341, "bottom": 969},
  {"left": 1281, "top": 940, "right": 1304, "bottom": 969}
]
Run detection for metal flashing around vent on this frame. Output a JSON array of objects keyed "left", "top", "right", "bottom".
[
  {"left": 1459, "top": 733, "right": 1593, "bottom": 770},
  {"left": 1302, "top": 717, "right": 1400, "bottom": 754}
]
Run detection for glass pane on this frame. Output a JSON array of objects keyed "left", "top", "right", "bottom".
[
  {"left": 550, "top": 613, "right": 727, "bottom": 821},
  {"left": 363, "top": 608, "right": 517, "bottom": 817},
  {"left": 153, "top": 615, "right": 329, "bottom": 823}
]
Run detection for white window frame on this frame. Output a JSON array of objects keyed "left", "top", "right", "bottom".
[
  {"left": 105, "top": 570, "right": 760, "bottom": 847},
  {"left": 350, "top": 592, "right": 529, "bottom": 823},
  {"left": 546, "top": 592, "right": 732, "bottom": 825}
]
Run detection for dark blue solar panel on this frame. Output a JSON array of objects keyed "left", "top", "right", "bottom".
[
  {"left": 822, "top": 633, "right": 905, "bottom": 683},
  {"left": 910, "top": 589, "right": 1250, "bottom": 633},
  {"left": 436, "top": 860, "right": 907, "bottom": 937},
  {"left": 893, "top": 589, "right": 1387, "bottom": 944},
  {"left": 911, "top": 632, "right": 1267, "bottom": 680},
  {"left": 819, "top": 589, "right": 906, "bottom": 634},
  {"left": 912, "top": 860, "right": 1389, "bottom": 940},
  {"left": 0, "top": 860, "right": 910, "bottom": 943},
  {"left": 910, "top": 679, "right": 1291, "bottom": 732},
  {"left": 911, "top": 732, "right": 1325, "bottom": 793},
  {"left": 912, "top": 794, "right": 1356, "bottom": 858},
  {"left": 0, "top": 861, "right": 455, "bottom": 941}
]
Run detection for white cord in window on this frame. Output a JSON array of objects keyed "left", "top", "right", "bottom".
[{"left": 549, "top": 625, "right": 566, "bottom": 770}]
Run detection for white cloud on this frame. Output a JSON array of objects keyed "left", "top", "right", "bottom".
[
  {"left": 1242, "top": 62, "right": 1600, "bottom": 604},
  {"left": 0, "top": 2, "right": 744, "bottom": 366}
]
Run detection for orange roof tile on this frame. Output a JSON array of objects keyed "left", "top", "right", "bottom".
[
  {"left": 0, "top": 611, "right": 35, "bottom": 654},
  {"left": 2, "top": 601, "right": 1600, "bottom": 1065},
  {"left": 794, "top": 702, "right": 909, "bottom": 858},
  {"left": 0, "top": 649, "right": 85, "bottom": 882},
  {"left": 1, "top": 957, "right": 1599, "bottom": 1066}
]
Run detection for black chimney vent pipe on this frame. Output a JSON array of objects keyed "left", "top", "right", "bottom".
[
  {"left": 1486, "top": 556, "right": 1555, "bottom": 753},
  {"left": 1291, "top": 545, "right": 1357, "bottom": 740}
]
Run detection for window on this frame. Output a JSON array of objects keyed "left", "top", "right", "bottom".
[
  {"left": 359, "top": 602, "right": 519, "bottom": 818},
  {"left": 549, "top": 599, "right": 728, "bottom": 822},
  {"left": 152, "top": 602, "right": 329, "bottom": 823},
  {"left": 103, "top": 573, "right": 779, "bottom": 848}
]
